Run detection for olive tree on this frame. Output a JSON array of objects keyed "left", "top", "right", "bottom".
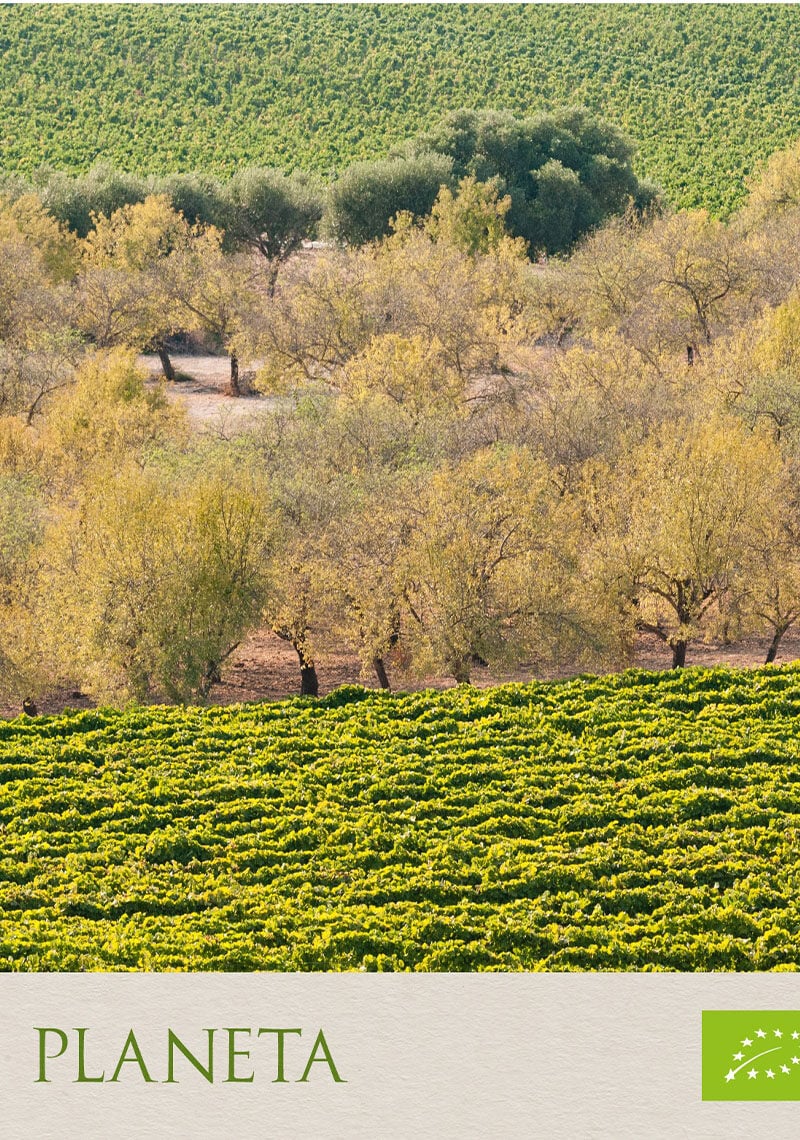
[
  {"left": 325, "top": 152, "right": 453, "bottom": 246},
  {"left": 223, "top": 167, "right": 324, "bottom": 293},
  {"left": 401, "top": 106, "right": 660, "bottom": 255}
]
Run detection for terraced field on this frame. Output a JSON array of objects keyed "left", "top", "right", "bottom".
[
  {"left": 2, "top": 667, "right": 800, "bottom": 971},
  {"left": 2, "top": 6, "right": 800, "bottom": 212}
]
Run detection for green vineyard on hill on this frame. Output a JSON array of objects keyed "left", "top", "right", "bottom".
[
  {"left": 1, "top": 5, "right": 800, "bottom": 213},
  {"left": 3, "top": 667, "right": 800, "bottom": 972}
]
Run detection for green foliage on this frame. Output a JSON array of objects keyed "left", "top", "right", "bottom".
[
  {"left": 425, "top": 176, "right": 522, "bottom": 257},
  {"left": 0, "top": 7, "right": 799, "bottom": 214},
  {"left": 3, "top": 666, "right": 800, "bottom": 971},
  {"left": 0, "top": 474, "right": 41, "bottom": 595},
  {"left": 35, "top": 458, "right": 272, "bottom": 704},
  {"left": 223, "top": 167, "right": 324, "bottom": 262},
  {"left": 404, "top": 107, "right": 658, "bottom": 254},
  {"left": 37, "top": 163, "right": 148, "bottom": 239},
  {"left": 325, "top": 152, "right": 453, "bottom": 245},
  {"left": 148, "top": 172, "right": 226, "bottom": 230}
]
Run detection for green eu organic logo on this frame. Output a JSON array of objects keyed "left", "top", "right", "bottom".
[{"left": 702, "top": 1011, "right": 800, "bottom": 1101}]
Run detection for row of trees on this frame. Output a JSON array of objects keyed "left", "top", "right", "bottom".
[
  {"left": 0, "top": 169, "right": 541, "bottom": 413},
  {"left": 0, "top": 105, "right": 657, "bottom": 259},
  {"left": 2, "top": 130, "right": 800, "bottom": 704},
  {"left": 5, "top": 346, "right": 800, "bottom": 703}
]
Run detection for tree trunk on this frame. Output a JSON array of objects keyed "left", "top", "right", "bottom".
[
  {"left": 449, "top": 658, "right": 471, "bottom": 684},
  {"left": 765, "top": 626, "right": 788, "bottom": 665},
  {"left": 296, "top": 646, "right": 318, "bottom": 697},
  {"left": 229, "top": 352, "right": 241, "bottom": 398},
  {"left": 157, "top": 343, "right": 176, "bottom": 382},
  {"left": 300, "top": 663, "right": 319, "bottom": 697},
  {"left": 198, "top": 657, "right": 224, "bottom": 698},
  {"left": 266, "top": 260, "right": 280, "bottom": 299},
  {"left": 671, "top": 639, "right": 687, "bottom": 668},
  {"left": 372, "top": 657, "right": 391, "bottom": 690}
]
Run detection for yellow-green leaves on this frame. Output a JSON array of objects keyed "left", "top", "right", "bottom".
[
  {"left": 591, "top": 417, "right": 780, "bottom": 664},
  {"left": 34, "top": 460, "right": 273, "bottom": 703}
]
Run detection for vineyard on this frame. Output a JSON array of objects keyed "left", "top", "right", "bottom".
[
  {"left": 3, "top": 666, "right": 800, "bottom": 972},
  {"left": 1, "top": 6, "right": 800, "bottom": 213}
]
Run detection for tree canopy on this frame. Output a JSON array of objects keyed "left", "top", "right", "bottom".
[
  {"left": 400, "top": 107, "right": 661, "bottom": 255},
  {"left": 325, "top": 152, "right": 453, "bottom": 246}
]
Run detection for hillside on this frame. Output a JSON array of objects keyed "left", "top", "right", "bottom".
[
  {"left": 3, "top": 667, "right": 800, "bottom": 971},
  {"left": 1, "top": 6, "right": 800, "bottom": 213}
]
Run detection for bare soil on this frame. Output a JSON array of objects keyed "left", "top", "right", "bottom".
[
  {"left": 209, "top": 627, "right": 800, "bottom": 706},
  {"left": 139, "top": 354, "right": 278, "bottom": 430},
  {"left": 7, "top": 628, "right": 800, "bottom": 720}
]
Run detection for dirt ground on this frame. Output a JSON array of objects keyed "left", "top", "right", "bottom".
[
  {"left": 208, "top": 627, "right": 800, "bottom": 705},
  {"left": 139, "top": 354, "right": 278, "bottom": 430},
  {"left": 7, "top": 627, "right": 800, "bottom": 719}
]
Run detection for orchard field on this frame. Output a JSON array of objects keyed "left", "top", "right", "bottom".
[
  {"left": 2, "top": 5, "right": 800, "bottom": 212},
  {"left": 3, "top": 666, "right": 800, "bottom": 972}
]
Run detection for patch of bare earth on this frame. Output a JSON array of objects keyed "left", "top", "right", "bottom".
[
  {"left": 139, "top": 354, "right": 279, "bottom": 430},
  {"left": 4, "top": 629, "right": 800, "bottom": 719},
  {"left": 212, "top": 627, "right": 800, "bottom": 707}
]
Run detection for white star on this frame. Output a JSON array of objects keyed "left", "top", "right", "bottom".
[
  {"left": 782, "top": 1065, "right": 790, "bottom": 1074},
  {"left": 793, "top": 1031, "right": 800, "bottom": 1040},
  {"left": 766, "top": 1069, "right": 776, "bottom": 1079},
  {"left": 756, "top": 1029, "right": 767, "bottom": 1039},
  {"left": 748, "top": 1069, "right": 758, "bottom": 1079},
  {"left": 793, "top": 1056, "right": 800, "bottom": 1065},
  {"left": 733, "top": 1051, "right": 744, "bottom": 1061},
  {"left": 742, "top": 1037, "right": 753, "bottom": 1047},
  {"left": 725, "top": 1068, "right": 736, "bottom": 1082},
  {"left": 774, "top": 1029, "right": 783, "bottom": 1038}
]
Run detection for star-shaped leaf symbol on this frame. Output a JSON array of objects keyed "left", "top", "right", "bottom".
[
  {"left": 742, "top": 1037, "right": 753, "bottom": 1047},
  {"left": 766, "top": 1069, "right": 776, "bottom": 1078},
  {"left": 756, "top": 1029, "right": 767, "bottom": 1039},
  {"left": 781, "top": 1065, "right": 790, "bottom": 1074},
  {"left": 775, "top": 1029, "right": 783, "bottom": 1038},
  {"left": 725, "top": 1069, "right": 735, "bottom": 1082},
  {"left": 733, "top": 1051, "right": 744, "bottom": 1061},
  {"left": 748, "top": 1069, "right": 758, "bottom": 1079}
]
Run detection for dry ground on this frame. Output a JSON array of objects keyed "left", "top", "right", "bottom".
[
  {"left": 208, "top": 627, "right": 800, "bottom": 706},
  {"left": 6, "top": 628, "right": 800, "bottom": 719},
  {"left": 139, "top": 354, "right": 278, "bottom": 430}
]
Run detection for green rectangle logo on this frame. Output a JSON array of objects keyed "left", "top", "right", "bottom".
[{"left": 703, "top": 1011, "right": 800, "bottom": 1100}]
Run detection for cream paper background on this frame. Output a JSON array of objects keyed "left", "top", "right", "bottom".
[{"left": 3, "top": 972, "right": 800, "bottom": 1138}]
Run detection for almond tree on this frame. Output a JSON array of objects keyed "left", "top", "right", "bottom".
[
  {"left": 592, "top": 417, "right": 777, "bottom": 667},
  {"left": 399, "top": 445, "right": 594, "bottom": 683},
  {"left": 560, "top": 207, "right": 759, "bottom": 366},
  {"left": 78, "top": 194, "right": 195, "bottom": 379},
  {"left": 165, "top": 227, "right": 263, "bottom": 396},
  {"left": 35, "top": 459, "right": 272, "bottom": 703},
  {"left": 0, "top": 199, "right": 78, "bottom": 422}
]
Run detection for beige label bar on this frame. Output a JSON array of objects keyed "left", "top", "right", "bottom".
[{"left": 4, "top": 973, "right": 800, "bottom": 1139}]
